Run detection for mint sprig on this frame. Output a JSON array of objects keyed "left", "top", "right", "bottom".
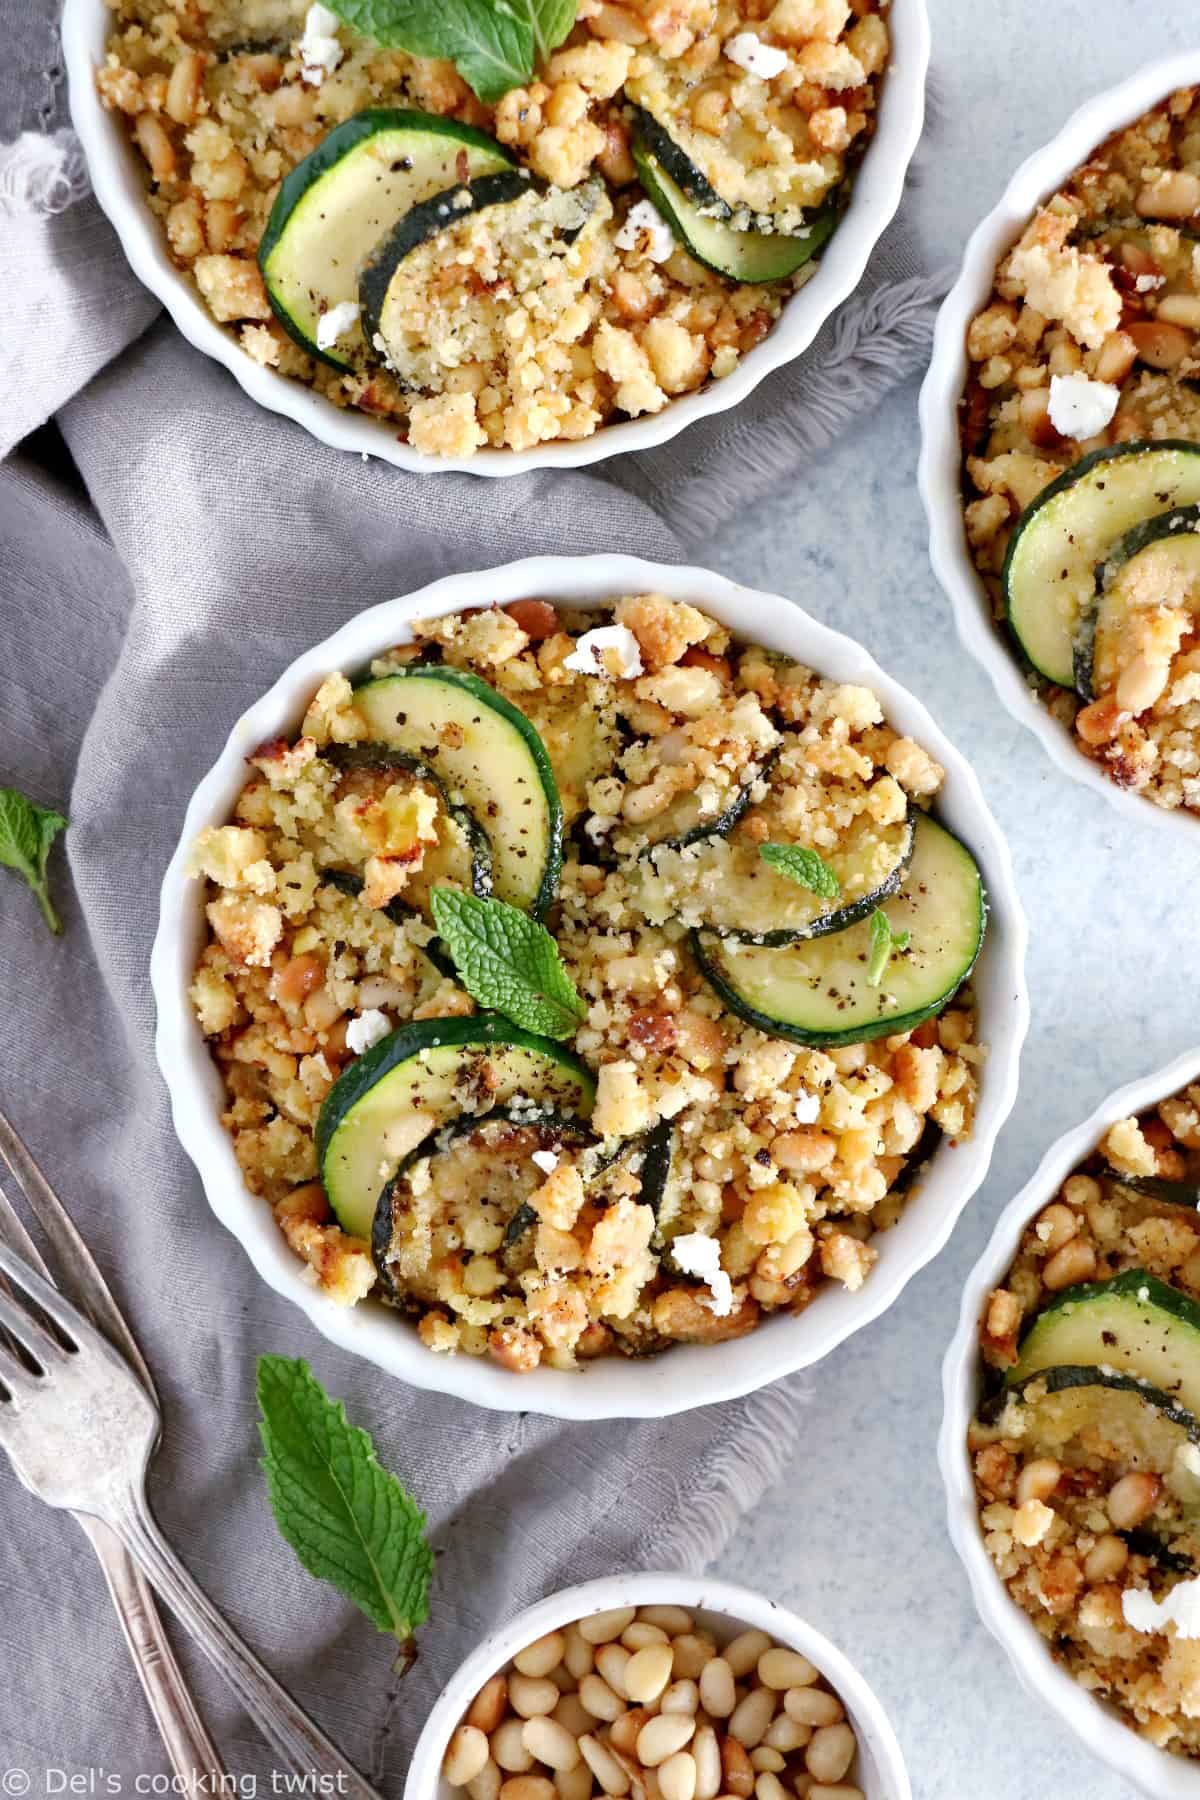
[
  {"left": 325, "top": 0, "right": 573, "bottom": 102},
  {"left": 257, "top": 1356, "right": 433, "bottom": 1665},
  {"left": 760, "top": 843, "right": 840, "bottom": 901},
  {"left": 866, "top": 909, "right": 910, "bottom": 988},
  {"left": 431, "top": 888, "right": 584, "bottom": 1040},
  {"left": 0, "top": 786, "right": 68, "bottom": 935}
]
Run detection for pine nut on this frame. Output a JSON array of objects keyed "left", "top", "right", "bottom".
[
  {"left": 469, "top": 1762, "right": 503, "bottom": 1800},
  {"left": 596, "top": 1644, "right": 632, "bottom": 1697},
  {"left": 719, "top": 1736, "right": 754, "bottom": 1798},
  {"left": 446, "top": 1727, "right": 492, "bottom": 1787},
  {"left": 511, "top": 1675, "right": 561, "bottom": 1719},
  {"left": 1042, "top": 1237, "right": 1097, "bottom": 1290},
  {"left": 1106, "top": 1471, "right": 1162, "bottom": 1530},
  {"left": 1034, "top": 1202, "right": 1077, "bottom": 1253},
  {"left": 763, "top": 1716, "right": 811, "bottom": 1753},
  {"left": 608, "top": 1710, "right": 652, "bottom": 1758},
  {"left": 756, "top": 1649, "right": 818, "bottom": 1691},
  {"left": 1016, "top": 1458, "right": 1061, "bottom": 1506},
  {"left": 698, "top": 1659, "right": 736, "bottom": 1718},
  {"left": 553, "top": 1694, "right": 594, "bottom": 1738},
  {"left": 692, "top": 1725, "right": 721, "bottom": 1800},
  {"left": 804, "top": 1725, "right": 856, "bottom": 1785},
  {"left": 749, "top": 1751, "right": 783, "bottom": 1774},
  {"left": 564, "top": 1627, "right": 596, "bottom": 1681},
  {"left": 722, "top": 1632, "right": 772, "bottom": 1678},
  {"left": 517, "top": 1634, "right": 568, "bottom": 1679},
  {"left": 523, "top": 1718, "right": 581, "bottom": 1773},
  {"left": 500, "top": 1779, "right": 557, "bottom": 1800},
  {"left": 494, "top": 1721, "right": 536, "bottom": 1774},
  {"left": 579, "top": 1608, "right": 638, "bottom": 1644},
  {"left": 470, "top": 1676, "right": 510, "bottom": 1735},
  {"left": 551, "top": 1667, "right": 576, "bottom": 1696},
  {"left": 638, "top": 1607, "right": 694, "bottom": 1635},
  {"left": 753, "top": 1775, "right": 787, "bottom": 1800},
  {"left": 671, "top": 1634, "right": 718, "bottom": 1680},
  {"left": 579, "top": 1735, "right": 631, "bottom": 1797},
  {"left": 555, "top": 1764, "right": 593, "bottom": 1800},
  {"left": 784, "top": 1690, "right": 843, "bottom": 1728},
  {"left": 626, "top": 1644, "right": 675, "bottom": 1704},
  {"left": 579, "top": 1675, "right": 624, "bottom": 1724},
  {"left": 637, "top": 1715, "right": 697, "bottom": 1767},
  {"left": 1084, "top": 1533, "right": 1129, "bottom": 1583},
  {"left": 623, "top": 1623, "right": 671, "bottom": 1650},
  {"left": 660, "top": 1680, "right": 699, "bottom": 1716},
  {"left": 728, "top": 1688, "right": 775, "bottom": 1748},
  {"left": 658, "top": 1753, "right": 697, "bottom": 1800}
]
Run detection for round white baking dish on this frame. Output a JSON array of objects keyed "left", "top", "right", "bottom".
[
  {"left": 151, "top": 553, "right": 1028, "bottom": 1418},
  {"left": 917, "top": 50, "right": 1200, "bottom": 837},
  {"left": 404, "top": 1572, "right": 911, "bottom": 1800},
  {"left": 63, "top": 0, "right": 928, "bottom": 476},
  {"left": 940, "top": 1043, "right": 1200, "bottom": 1799}
]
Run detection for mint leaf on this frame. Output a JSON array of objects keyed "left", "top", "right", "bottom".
[
  {"left": 0, "top": 787, "right": 68, "bottom": 935},
  {"left": 257, "top": 1355, "right": 433, "bottom": 1655},
  {"left": 510, "top": 0, "right": 576, "bottom": 62},
  {"left": 326, "top": 0, "right": 536, "bottom": 102},
  {"left": 431, "top": 888, "right": 584, "bottom": 1039},
  {"left": 866, "top": 909, "right": 909, "bottom": 987},
  {"left": 760, "top": 843, "right": 840, "bottom": 901}
]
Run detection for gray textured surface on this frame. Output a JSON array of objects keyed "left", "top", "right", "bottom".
[{"left": 708, "top": 6, "right": 1197, "bottom": 1798}]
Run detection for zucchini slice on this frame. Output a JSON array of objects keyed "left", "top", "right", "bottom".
[
  {"left": 258, "top": 109, "right": 516, "bottom": 367},
  {"left": 317, "top": 1014, "right": 595, "bottom": 1239},
  {"left": 322, "top": 743, "right": 493, "bottom": 910},
  {"left": 1075, "top": 505, "right": 1200, "bottom": 701},
  {"left": 504, "top": 1116, "right": 678, "bottom": 1254},
  {"left": 1009, "top": 1270, "right": 1200, "bottom": 1417},
  {"left": 1103, "top": 1167, "right": 1200, "bottom": 1209},
  {"left": 691, "top": 814, "right": 984, "bottom": 1047},
  {"left": 632, "top": 137, "right": 838, "bottom": 284},
  {"left": 351, "top": 668, "right": 563, "bottom": 917},
  {"left": 362, "top": 178, "right": 607, "bottom": 391},
  {"left": 372, "top": 1106, "right": 594, "bottom": 1307},
  {"left": 989, "top": 1363, "right": 1200, "bottom": 1464},
  {"left": 639, "top": 805, "right": 915, "bottom": 945},
  {"left": 1002, "top": 441, "right": 1200, "bottom": 687}
]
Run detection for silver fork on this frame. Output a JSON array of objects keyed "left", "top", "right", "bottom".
[
  {"left": 0, "top": 1234, "right": 382, "bottom": 1796},
  {"left": 0, "top": 1117, "right": 225, "bottom": 1796}
]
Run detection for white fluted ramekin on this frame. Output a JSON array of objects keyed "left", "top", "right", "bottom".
[
  {"left": 941, "top": 1043, "right": 1200, "bottom": 1799},
  {"left": 918, "top": 51, "right": 1200, "bottom": 836},
  {"left": 63, "top": 0, "right": 927, "bottom": 476},
  {"left": 405, "top": 1573, "right": 911, "bottom": 1800},
  {"left": 151, "top": 553, "right": 1028, "bottom": 1418}
]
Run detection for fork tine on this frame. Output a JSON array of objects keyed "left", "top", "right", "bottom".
[
  {"left": 0, "top": 1108, "right": 157, "bottom": 1395},
  {"left": 0, "top": 1284, "right": 65, "bottom": 1367},
  {"left": 0, "top": 1239, "right": 91, "bottom": 1347},
  {"left": 0, "top": 1183, "right": 53, "bottom": 1280},
  {"left": 0, "top": 1334, "right": 38, "bottom": 1400}
]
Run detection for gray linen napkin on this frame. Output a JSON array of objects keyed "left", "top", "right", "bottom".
[{"left": 1, "top": 5, "right": 945, "bottom": 1791}]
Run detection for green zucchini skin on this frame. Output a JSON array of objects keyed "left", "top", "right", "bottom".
[
  {"left": 1008, "top": 1269, "right": 1200, "bottom": 1418},
  {"left": 257, "top": 109, "right": 516, "bottom": 367},
  {"left": 351, "top": 666, "right": 564, "bottom": 918},
  {"left": 630, "top": 107, "right": 732, "bottom": 219},
  {"left": 359, "top": 171, "right": 534, "bottom": 346},
  {"left": 984, "top": 1361, "right": 1200, "bottom": 1442},
  {"left": 632, "top": 748, "right": 781, "bottom": 856},
  {"left": 321, "top": 741, "right": 494, "bottom": 899},
  {"left": 1076, "top": 503, "right": 1200, "bottom": 701},
  {"left": 317, "top": 867, "right": 458, "bottom": 980},
  {"left": 1102, "top": 1167, "right": 1200, "bottom": 1209}
]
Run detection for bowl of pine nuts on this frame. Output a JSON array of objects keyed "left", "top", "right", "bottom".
[{"left": 406, "top": 1573, "right": 911, "bottom": 1800}]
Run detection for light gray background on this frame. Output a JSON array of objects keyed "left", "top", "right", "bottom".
[{"left": 707, "top": 5, "right": 1196, "bottom": 1797}]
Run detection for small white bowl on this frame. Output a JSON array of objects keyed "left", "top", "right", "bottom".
[
  {"left": 918, "top": 51, "right": 1200, "bottom": 837},
  {"left": 63, "top": 0, "right": 928, "bottom": 477},
  {"left": 150, "top": 553, "right": 1028, "bottom": 1419},
  {"left": 940, "top": 1043, "right": 1200, "bottom": 1800},
  {"left": 405, "top": 1572, "right": 912, "bottom": 1800}
]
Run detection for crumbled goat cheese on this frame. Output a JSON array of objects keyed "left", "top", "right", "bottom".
[
  {"left": 724, "top": 32, "right": 789, "bottom": 79},
  {"left": 793, "top": 1087, "right": 820, "bottom": 1124},
  {"left": 1123, "top": 1575, "right": 1200, "bottom": 1640},
  {"left": 299, "top": 3, "right": 343, "bottom": 83},
  {"left": 671, "top": 1232, "right": 735, "bottom": 1317},
  {"left": 345, "top": 1009, "right": 391, "bottom": 1055},
  {"left": 316, "top": 300, "right": 360, "bottom": 351},
  {"left": 614, "top": 200, "right": 675, "bottom": 265},
  {"left": 531, "top": 1149, "right": 559, "bottom": 1175},
  {"left": 1047, "top": 371, "right": 1120, "bottom": 440},
  {"left": 564, "top": 625, "right": 645, "bottom": 679},
  {"left": 1135, "top": 272, "right": 1165, "bottom": 292}
]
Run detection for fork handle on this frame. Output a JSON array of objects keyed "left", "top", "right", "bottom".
[
  {"left": 108, "top": 1494, "right": 381, "bottom": 1798},
  {"left": 77, "top": 1513, "right": 228, "bottom": 1796}
]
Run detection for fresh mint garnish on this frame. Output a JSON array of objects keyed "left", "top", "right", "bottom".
[
  {"left": 325, "top": 0, "right": 573, "bottom": 102},
  {"left": 0, "top": 786, "right": 68, "bottom": 935},
  {"left": 431, "top": 888, "right": 584, "bottom": 1040},
  {"left": 759, "top": 843, "right": 840, "bottom": 901},
  {"left": 257, "top": 1355, "right": 433, "bottom": 1666},
  {"left": 866, "top": 909, "right": 910, "bottom": 988}
]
